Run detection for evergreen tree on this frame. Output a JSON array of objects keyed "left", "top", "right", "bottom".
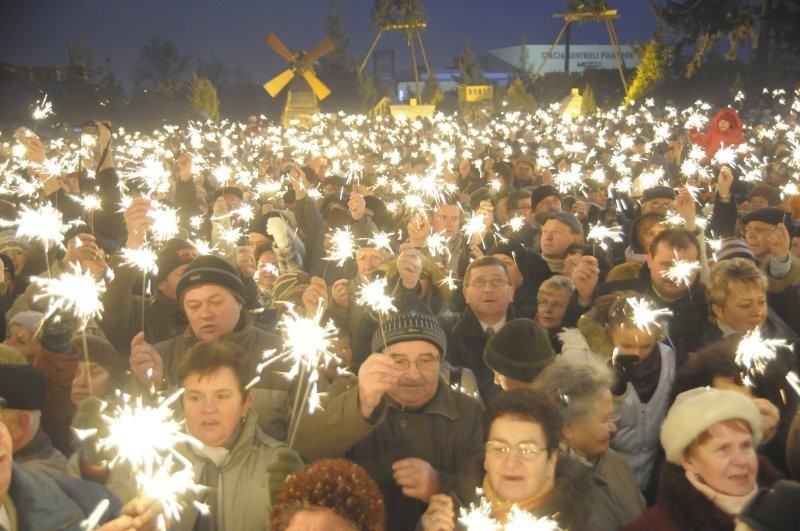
[
  {"left": 518, "top": 34, "right": 531, "bottom": 76},
  {"left": 580, "top": 82, "right": 598, "bottom": 114},
  {"left": 321, "top": 0, "right": 353, "bottom": 74},
  {"left": 503, "top": 77, "right": 537, "bottom": 112},
  {"left": 134, "top": 38, "right": 190, "bottom": 89},
  {"left": 624, "top": 36, "right": 671, "bottom": 105},
  {"left": 421, "top": 75, "right": 443, "bottom": 106},
  {"left": 188, "top": 74, "right": 220, "bottom": 121},
  {"left": 459, "top": 40, "right": 487, "bottom": 85}
]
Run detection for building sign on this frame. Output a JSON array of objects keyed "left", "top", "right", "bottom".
[{"left": 489, "top": 44, "right": 639, "bottom": 74}]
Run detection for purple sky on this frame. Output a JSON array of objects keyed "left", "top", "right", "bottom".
[{"left": 1, "top": 1, "right": 658, "bottom": 87}]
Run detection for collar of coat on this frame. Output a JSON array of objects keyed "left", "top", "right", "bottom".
[{"left": 385, "top": 378, "right": 460, "bottom": 421}]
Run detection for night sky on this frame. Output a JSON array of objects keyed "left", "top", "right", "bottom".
[{"left": 1, "top": 1, "right": 658, "bottom": 87}]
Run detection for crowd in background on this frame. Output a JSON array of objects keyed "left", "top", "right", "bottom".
[{"left": 1, "top": 87, "right": 800, "bottom": 530}]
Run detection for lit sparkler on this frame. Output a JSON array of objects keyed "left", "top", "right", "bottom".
[
  {"left": 32, "top": 94, "right": 54, "bottom": 121},
  {"left": 736, "top": 329, "right": 791, "bottom": 376},
  {"left": 625, "top": 297, "right": 672, "bottom": 334},
  {"left": 664, "top": 254, "right": 700, "bottom": 287},
  {"left": 325, "top": 227, "right": 357, "bottom": 266},
  {"left": 586, "top": 224, "right": 624, "bottom": 251}
]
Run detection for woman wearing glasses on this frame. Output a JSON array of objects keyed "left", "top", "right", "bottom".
[{"left": 421, "top": 388, "right": 611, "bottom": 530}]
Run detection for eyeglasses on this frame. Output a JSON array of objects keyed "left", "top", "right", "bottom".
[
  {"left": 741, "top": 226, "right": 775, "bottom": 237},
  {"left": 389, "top": 354, "right": 440, "bottom": 371},
  {"left": 467, "top": 277, "right": 511, "bottom": 289},
  {"left": 485, "top": 440, "right": 546, "bottom": 461}
]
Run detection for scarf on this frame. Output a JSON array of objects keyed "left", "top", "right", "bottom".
[
  {"left": 541, "top": 255, "right": 564, "bottom": 274},
  {"left": 630, "top": 344, "right": 661, "bottom": 404},
  {"left": 482, "top": 473, "right": 555, "bottom": 523},
  {"left": 685, "top": 470, "right": 758, "bottom": 516}
]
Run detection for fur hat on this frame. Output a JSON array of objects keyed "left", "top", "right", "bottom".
[
  {"left": 371, "top": 308, "right": 446, "bottom": 354},
  {"left": 660, "top": 387, "right": 762, "bottom": 464},
  {"left": 714, "top": 237, "right": 757, "bottom": 263},
  {"left": 0, "top": 364, "right": 46, "bottom": 410},
  {"left": 0, "top": 230, "right": 30, "bottom": 256},
  {"left": 483, "top": 319, "right": 555, "bottom": 383},
  {"left": 749, "top": 184, "right": 781, "bottom": 207},
  {"left": 8, "top": 311, "right": 44, "bottom": 334},
  {"left": 176, "top": 254, "right": 246, "bottom": 304},
  {"left": 531, "top": 185, "right": 560, "bottom": 211},
  {"left": 156, "top": 239, "right": 199, "bottom": 282}
]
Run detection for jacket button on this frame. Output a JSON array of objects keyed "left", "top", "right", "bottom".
[{"left": 399, "top": 420, "right": 408, "bottom": 428}]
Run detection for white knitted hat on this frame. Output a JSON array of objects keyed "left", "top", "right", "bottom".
[{"left": 660, "top": 387, "right": 763, "bottom": 464}]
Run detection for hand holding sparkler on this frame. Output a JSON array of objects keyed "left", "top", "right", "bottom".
[
  {"left": 715, "top": 166, "right": 734, "bottom": 201},
  {"left": 14, "top": 127, "right": 46, "bottom": 166},
  {"left": 397, "top": 243, "right": 423, "bottom": 289},
  {"left": 129, "top": 331, "right": 164, "bottom": 386},
  {"left": 235, "top": 245, "right": 256, "bottom": 276},
  {"left": 266, "top": 216, "right": 291, "bottom": 249},
  {"left": 356, "top": 353, "right": 400, "bottom": 419},
  {"left": 610, "top": 349, "right": 639, "bottom": 396},
  {"left": 571, "top": 200, "right": 588, "bottom": 221},
  {"left": 407, "top": 213, "right": 431, "bottom": 248},
  {"left": 176, "top": 152, "right": 193, "bottom": 182},
  {"left": 124, "top": 198, "right": 154, "bottom": 249},
  {"left": 421, "top": 493, "right": 456, "bottom": 531},
  {"left": 752, "top": 397, "right": 780, "bottom": 443},
  {"left": 765, "top": 223, "right": 791, "bottom": 261},
  {"left": 570, "top": 255, "right": 600, "bottom": 303},
  {"left": 96, "top": 497, "right": 164, "bottom": 531},
  {"left": 61, "top": 233, "right": 102, "bottom": 268},
  {"left": 348, "top": 193, "right": 366, "bottom": 221},
  {"left": 331, "top": 278, "right": 350, "bottom": 308},
  {"left": 301, "top": 276, "right": 328, "bottom": 318},
  {"left": 286, "top": 161, "right": 310, "bottom": 200},
  {"left": 673, "top": 187, "right": 697, "bottom": 231},
  {"left": 72, "top": 396, "right": 111, "bottom": 467}
]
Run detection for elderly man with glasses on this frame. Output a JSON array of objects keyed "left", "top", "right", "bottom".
[{"left": 346, "top": 294, "right": 484, "bottom": 531}]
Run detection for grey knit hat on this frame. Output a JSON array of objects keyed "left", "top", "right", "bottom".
[{"left": 371, "top": 312, "right": 446, "bottom": 354}]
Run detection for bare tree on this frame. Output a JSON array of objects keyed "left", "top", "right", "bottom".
[{"left": 134, "top": 38, "right": 190, "bottom": 89}]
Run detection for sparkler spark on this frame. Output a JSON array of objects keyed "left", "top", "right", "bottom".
[
  {"left": 625, "top": 297, "right": 672, "bottom": 334},
  {"left": 356, "top": 277, "right": 396, "bottom": 316},
  {"left": 736, "top": 329, "right": 791, "bottom": 376},
  {"left": 325, "top": 227, "right": 357, "bottom": 266},
  {"left": 32, "top": 94, "right": 54, "bottom": 120},
  {"left": 586, "top": 224, "right": 624, "bottom": 250},
  {"left": 31, "top": 266, "right": 105, "bottom": 329},
  {"left": 664, "top": 254, "right": 700, "bottom": 287}
]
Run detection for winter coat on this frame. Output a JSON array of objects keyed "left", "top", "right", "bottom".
[
  {"left": 448, "top": 306, "right": 519, "bottom": 403},
  {"left": 5, "top": 461, "right": 121, "bottom": 530},
  {"left": 611, "top": 343, "right": 676, "bottom": 491},
  {"left": 347, "top": 379, "right": 484, "bottom": 531},
  {"left": 689, "top": 107, "right": 746, "bottom": 163},
  {"left": 624, "top": 458, "right": 781, "bottom": 531},
  {"left": 100, "top": 254, "right": 188, "bottom": 354},
  {"left": 152, "top": 312, "right": 379, "bottom": 463},
  {"left": 175, "top": 410, "right": 303, "bottom": 531}
]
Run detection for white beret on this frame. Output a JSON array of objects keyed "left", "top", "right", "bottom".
[{"left": 660, "top": 387, "right": 762, "bottom": 464}]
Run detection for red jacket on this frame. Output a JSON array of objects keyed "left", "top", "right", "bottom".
[{"left": 689, "top": 107, "right": 746, "bottom": 163}]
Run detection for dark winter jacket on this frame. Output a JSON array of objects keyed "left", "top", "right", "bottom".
[{"left": 624, "top": 458, "right": 781, "bottom": 531}]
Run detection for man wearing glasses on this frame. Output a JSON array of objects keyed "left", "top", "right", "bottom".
[{"left": 347, "top": 295, "right": 484, "bottom": 531}]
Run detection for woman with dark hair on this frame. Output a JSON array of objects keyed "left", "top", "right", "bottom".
[{"left": 421, "top": 388, "right": 608, "bottom": 530}]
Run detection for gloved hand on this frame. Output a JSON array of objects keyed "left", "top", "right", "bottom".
[
  {"left": 266, "top": 216, "right": 290, "bottom": 248},
  {"left": 610, "top": 351, "right": 639, "bottom": 396},
  {"left": 72, "top": 396, "right": 111, "bottom": 466},
  {"left": 266, "top": 446, "right": 304, "bottom": 501},
  {"left": 39, "top": 317, "right": 75, "bottom": 355}
]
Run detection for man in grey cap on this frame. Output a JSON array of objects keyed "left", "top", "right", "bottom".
[{"left": 347, "top": 294, "right": 484, "bottom": 531}]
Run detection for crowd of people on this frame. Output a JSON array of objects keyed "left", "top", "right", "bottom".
[{"left": 1, "top": 86, "right": 800, "bottom": 530}]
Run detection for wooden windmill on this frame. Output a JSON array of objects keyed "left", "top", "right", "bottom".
[{"left": 262, "top": 33, "right": 335, "bottom": 127}]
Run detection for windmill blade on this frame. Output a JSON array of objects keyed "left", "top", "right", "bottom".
[
  {"left": 302, "top": 70, "right": 331, "bottom": 101},
  {"left": 263, "top": 68, "right": 295, "bottom": 97},
  {"left": 305, "top": 37, "right": 335, "bottom": 63},
  {"left": 266, "top": 33, "right": 295, "bottom": 63}
]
